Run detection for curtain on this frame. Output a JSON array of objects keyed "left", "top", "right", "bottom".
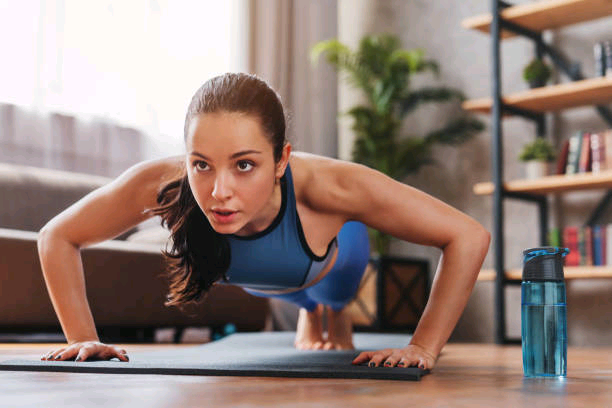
[
  {"left": 248, "top": 0, "right": 338, "bottom": 157},
  {"left": 0, "top": 103, "right": 143, "bottom": 177},
  {"left": 0, "top": 0, "right": 248, "bottom": 176}
]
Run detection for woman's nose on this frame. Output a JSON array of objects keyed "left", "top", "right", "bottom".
[{"left": 212, "top": 173, "right": 233, "bottom": 200}]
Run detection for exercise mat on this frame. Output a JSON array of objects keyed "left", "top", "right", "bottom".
[{"left": 0, "top": 331, "right": 429, "bottom": 381}]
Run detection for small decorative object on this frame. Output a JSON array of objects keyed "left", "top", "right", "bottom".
[
  {"left": 522, "top": 58, "right": 552, "bottom": 89},
  {"left": 519, "top": 138, "right": 557, "bottom": 179}
]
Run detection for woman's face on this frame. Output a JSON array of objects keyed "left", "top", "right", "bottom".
[{"left": 185, "top": 111, "right": 289, "bottom": 235}]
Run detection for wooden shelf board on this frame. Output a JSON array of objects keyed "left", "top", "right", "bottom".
[
  {"left": 461, "top": 0, "right": 612, "bottom": 39},
  {"left": 462, "top": 76, "right": 612, "bottom": 115},
  {"left": 478, "top": 266, "right": 612, "bottom": 281},
  {"left": 473, "top": 170, "right": 612, "bottom": 196}
]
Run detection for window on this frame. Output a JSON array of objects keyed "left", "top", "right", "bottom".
[{"left": 0, "top": 0, "right": 248, "bottom": 158}]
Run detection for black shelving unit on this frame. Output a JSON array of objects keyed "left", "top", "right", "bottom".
[{"left": 488, "top": 0, "right": 612, "bottom": 344}]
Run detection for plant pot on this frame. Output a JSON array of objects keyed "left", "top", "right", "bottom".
[
  {"left": 525, "top": 160, "right": 550, "bottom": 179},
  {"left": 528, "top": 78, "right": 547, "bottom": 89},
  {"left": 347, "top": 255, "right": 429, "bottom": 331}
]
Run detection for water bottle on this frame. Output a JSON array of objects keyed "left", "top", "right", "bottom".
[{"left": 521, "top": 247, "right": 569, "bottom": 377}]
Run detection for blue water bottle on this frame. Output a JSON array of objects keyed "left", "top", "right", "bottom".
[{"left": 521, "top": 247, "right": 569, "bottom": 377}]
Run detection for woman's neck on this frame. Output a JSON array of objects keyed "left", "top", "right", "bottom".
[{"left": 232, "top": 182, "right": 282, "bottom": 237}]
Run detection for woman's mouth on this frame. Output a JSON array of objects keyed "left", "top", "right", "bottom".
[{"left": 211, "top": 209, "right": 238, "bottom": 224}]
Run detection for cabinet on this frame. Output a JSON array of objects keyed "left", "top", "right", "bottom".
[{"left": 462, "top": 0, "right": 612, "bottom": 344}]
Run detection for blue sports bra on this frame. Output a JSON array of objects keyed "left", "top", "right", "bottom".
[{"left": 220, "top": 163, "right": 337, "bottom": 290}]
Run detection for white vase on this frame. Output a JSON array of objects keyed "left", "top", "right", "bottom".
[{"left": 525, "top": 160, "right": 549, "bottom": 179}]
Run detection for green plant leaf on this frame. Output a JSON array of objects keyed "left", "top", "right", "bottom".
[
  {"left": 518, "top": 137, "right": 556, "bottom": 161},
  {"left": 399, "top": 87, "right": 466, "bottom": 116},
  {"left": 424, "top": 117, "right": 484, "bottom": 146},
  {"left": 390, "top": 137, "right": 434, "bottom": 178},
  {"left": 309, "top": 39, "right": 351, "bottom": 67}
]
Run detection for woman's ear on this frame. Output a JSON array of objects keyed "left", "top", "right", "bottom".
[{"left": 276, "top": 142, "right": 292, "bottom": 179}]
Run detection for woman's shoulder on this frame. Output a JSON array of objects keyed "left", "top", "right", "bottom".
[
  {"left": 288, "top": 151, "right": 361, "bottom": 212},
  {"left": 117, "top": 155, "right": 185, "bottom": 204},
  {"left": 133, "top": 154, "right": 185, "bottom": 183},
  {"left": 288, "top": 151, "right": 335, "bottom": 191}
]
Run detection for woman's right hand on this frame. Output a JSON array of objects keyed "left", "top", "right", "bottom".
[{"left": 41, "top": 340, "right": 129, "bottom": 362}]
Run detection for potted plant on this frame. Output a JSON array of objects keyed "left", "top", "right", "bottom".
[
  {"left": 518, "top": 137, "right": 556, "bottom": 179},
  {"left": 311, "top": 34, "right": 484, "bottom": 256},
  {"left": 310, "top": 34, "right": 484, "bottom": 330},
  {"left": 523, "top": 58, "right": 552, "bottom": 89}
]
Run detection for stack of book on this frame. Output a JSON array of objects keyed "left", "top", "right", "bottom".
[
  {"left": 594, "top": 41, "right": 612, "bottom": 77},
  {"left": 555, "top": 129, "right": 612, "bottom": 175},
  {"left": 549, "top": 226, "right": 611, "bottom": 267}
]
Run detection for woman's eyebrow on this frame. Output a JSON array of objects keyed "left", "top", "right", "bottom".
[{"left": 190, "top": 150, "right": 263, "bottom": 160}]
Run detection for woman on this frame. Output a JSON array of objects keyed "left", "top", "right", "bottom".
[{"left": 39, "top": 73, "right": 489, "bottom": 370}]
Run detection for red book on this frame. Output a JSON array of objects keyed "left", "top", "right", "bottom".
[
  {"left": 563, "top": 227, "right": 579, "bottom": 266},
  {"left": 556, "top": 139, "right": 570, "bottom": 175},
  {"left": 578, "top": 132, "right": 592, "bottom": 173}
]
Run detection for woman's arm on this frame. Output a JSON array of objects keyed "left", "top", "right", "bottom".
[
  {"left": 304, "top": 157, "right": 490, "bottom": 369},
  {"left": 38, "top": 156, "right": 182, "bottom": 345}
]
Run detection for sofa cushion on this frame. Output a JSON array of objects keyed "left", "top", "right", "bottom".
[{"left": 0, "top": 162, "right": 135, "bottom": 239}]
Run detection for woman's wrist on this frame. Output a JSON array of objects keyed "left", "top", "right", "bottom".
[{"left": 407, "top": 340, "right": 439, "bottom": 361}]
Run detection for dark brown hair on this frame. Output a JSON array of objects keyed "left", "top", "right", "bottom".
[{"left": 146, "top": 73, "right": 287, "bottom": 313}]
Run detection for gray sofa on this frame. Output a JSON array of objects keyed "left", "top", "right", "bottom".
[{"left": 0, "top": 162, "right": 269, "bottom": 343}]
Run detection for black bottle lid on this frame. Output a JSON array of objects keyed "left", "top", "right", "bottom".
[{"left": 522, "top": 247, "right": 569, "bottom": 282}]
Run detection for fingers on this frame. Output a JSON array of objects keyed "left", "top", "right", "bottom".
[
  {"left": 41, "top": 347, "right": 66, "bottom": 361},
  {"left": 352, "top": 350, "right": 392, "bottom": 367},
  {"left": 352, "top": 347, "right": 435, "bottom": 370},
  {"left": 351, "top": 351, "right": 375, "bottom": 365},
  {"left": 115, "top": 347, "right": 130, "bottom": 362},
  {"left": 41, "top": 343, "right": 129, "bottom": 362}
]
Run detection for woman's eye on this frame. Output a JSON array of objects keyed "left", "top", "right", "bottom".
[
  {"left": 194, "top": 161, "right": 209, "bottom": 171},
  {"left": 237, "top": 161, "right": 254, "bottom": 172}
]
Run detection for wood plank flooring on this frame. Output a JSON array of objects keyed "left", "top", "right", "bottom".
[{"left": 1, "top": 342, "right": 611, "bottom": 407}]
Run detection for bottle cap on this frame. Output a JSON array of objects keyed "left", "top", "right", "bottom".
[{"left": 522, "top": 247, "right": 569, "bottom": 282}]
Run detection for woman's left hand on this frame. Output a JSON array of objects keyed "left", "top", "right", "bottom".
[{"left": 351, "top": 343, "right": 437, "bottom": 370}]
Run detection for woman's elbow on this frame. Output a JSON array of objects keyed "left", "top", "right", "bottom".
[
  {"left": 451, "top": 219, "right": 490, "bottom": 253},
  {"left": 470, "top": 222, "right": 491, "bottom": 257}
]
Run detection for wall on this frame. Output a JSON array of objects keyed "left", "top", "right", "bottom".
[{"left": 338, "top": 0, "right": 612, "bottom": 345}]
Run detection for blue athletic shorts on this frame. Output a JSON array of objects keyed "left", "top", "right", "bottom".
[{"left": 243, "top": 221, "right": 370, "bottom": 312}]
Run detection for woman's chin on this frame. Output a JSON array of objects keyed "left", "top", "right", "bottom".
[{"left": 211, "top": 224, "right": 239, "bottom": 235}]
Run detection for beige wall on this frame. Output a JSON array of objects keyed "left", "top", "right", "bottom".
[{"left": 337, "top": 0, "right": 612, "bottom": 345}]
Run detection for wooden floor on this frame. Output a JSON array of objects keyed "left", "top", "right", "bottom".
[{"left": 1, "top": 342, "right": 611, "bottom": 407}]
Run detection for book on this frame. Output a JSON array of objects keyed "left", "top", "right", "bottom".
[
  {"left": 584, "top": 226, "right": 593, "bottom": 266},
  {"left": 604, "top": 40, "right": 612, "bottom": 77},
  {"left": 556, "top": 139, "right": 570, "bottom": 175},
  {"left": 590, "top": 132, "right": 606, "bottom": 173},
  {"left": 548, "top": 227, "right": 562, "bottom": 247},
  {"left": 595, "top": 41, "right": 606, "bottom": 77},
  {"left": 607, "top": 224, "right": 612, "bottom": 266},
  {"left": 563, "top": 226, "right": 580, "bottom": 266},
  {"left": 604, "top": 129, "right": 612, "bottom": 171},
  {"left": 601, "top": 224, "right": 607, "bottom": 266},
  {"left": 578, "top": 132, "right": 592, "bottom": 173},
  {"left": 593, "top": 225, "right": 603, "bottom": 266},
  {"left": 566, "top": 132, "right": 583, "bottom": 175}
]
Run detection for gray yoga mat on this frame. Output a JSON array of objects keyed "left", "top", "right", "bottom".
[{"left": 0, "top": 331, "right": 429, "bottom": 381}]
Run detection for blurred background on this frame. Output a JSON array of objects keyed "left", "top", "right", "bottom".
[{"left": 1, "top": 0, "right": 612, "bottom": 346}]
